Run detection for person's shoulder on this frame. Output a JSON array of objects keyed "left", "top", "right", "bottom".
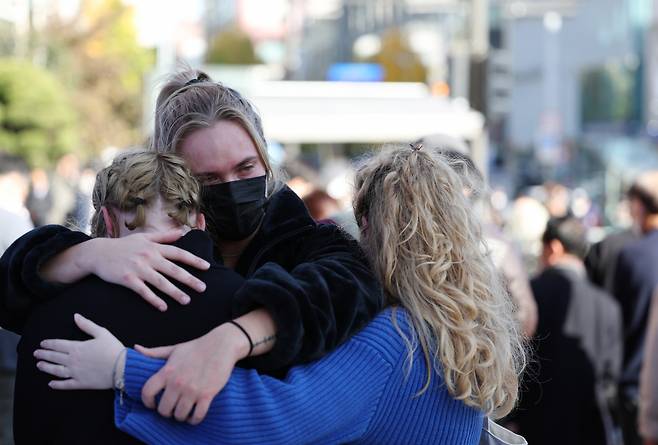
[
  {"left": 620, "top": 232, "right": 658, "bottom": 259},
  {"left": 350, "top": 308, "right": 413, "bottom": 364}
]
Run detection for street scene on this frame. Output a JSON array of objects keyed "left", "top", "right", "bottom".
[{"left": 1, "top": 0, "right": 658, "bottom": 444}]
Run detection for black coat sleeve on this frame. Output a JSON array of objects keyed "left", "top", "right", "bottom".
[
  {"left": 231, "top": 224, "right": 383, "bottom": 371},
  {"left": 0, "top": 224, "right": 90, "bottom": 333}
]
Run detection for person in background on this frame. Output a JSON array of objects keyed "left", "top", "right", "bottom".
[
  {"left": 48, "top": 153, "right": 81, "bottom": 226},
  {"left": 0, "top": 152, "right": 33, "bottom": 444},
  {"left": 514, "top": 216, "right": 623, "bottom": 445},
  {"left": 26, "top": 167, "right": 52, "bottom": 227},
  {"left": 586, "top": 189, "right": 641, "bottom": 296},
  {"left": 35, "top": 143, "right": 526, "bottom": 445},
  {"left": 302, "top": 189, "right": 340, "bottom": 222},
  {"left": 640, "top": 290, "right": 658, "bottom": 445},
  {"left": 613, "top": 171, "right": 658, "bottom": 445}
]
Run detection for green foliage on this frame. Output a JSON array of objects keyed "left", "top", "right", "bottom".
[
  {"left": 37, "top": 0, "right": 154, "bottom": 160},
  {"left": 0, "top": 59, "right": 77, "bottom": 167},
  {"left": 363, "top": 29, "right": 427, "bottom": 83},
  {"left": 581, "top": 63, "right": 637, "bottom": 123},
  {"left": 206, "top": 27, "right": 261, "bottom": 65}
]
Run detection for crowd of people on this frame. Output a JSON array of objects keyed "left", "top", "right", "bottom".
[{"left": 0, "top": 67, "right": 656, "bottom": 445}]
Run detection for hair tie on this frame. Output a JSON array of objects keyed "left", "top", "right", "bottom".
[
  {"left": 410, "top": 143, "right": 423, "bottom": 152},
  {"left": 183, "top": 74, "right": 210, "bottom": 87},
  {"left": 184, "top": 77, "right": 206, "bottom": 87}
]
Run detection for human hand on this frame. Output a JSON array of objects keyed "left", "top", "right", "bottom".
[
  {"left": 34, "top": 313, "right": 125, "bottom": 390},
  {"left": 137, "top": 323, "right": 248, "bottom": 425},
  {"left": 85, "top": 230, "right": 210, "bottom": 311}
]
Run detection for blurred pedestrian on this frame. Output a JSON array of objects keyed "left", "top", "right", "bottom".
[
  {"left": 302, "top": 188, "right": 360, "bottom": 239},
  {"left": 48, "top": 153, "right": 80, "bottom": 226},
  {"left": 506, "top": 194, "right": 550, "bottom": 274},
  {"left": 640, "top": 290, "right": 658, "bottom": 445},
  {"left": 586, "top": 228, "right": 639, "bottom": 296},
  {"left": 26, "top": 167, "right": 52, "bottom": 227},
  {"left": 0, "top": 152, "right": 33, "bottom": 444},
  {"left": 613, "top": 171, "right": 658, "bottom": 445},
  {"left": 514, "top": 216, "right": 623, "bottom": 445}
]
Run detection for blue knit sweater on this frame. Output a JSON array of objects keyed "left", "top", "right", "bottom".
[{"left": 114, "top": 308, "right": 483, "bottom": 444}]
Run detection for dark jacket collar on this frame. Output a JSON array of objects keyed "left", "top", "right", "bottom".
[
  {"left": 171, "top": 230, "right": 216, "bottom": 264},
  {"left": 234, "top": 185, "right": 316, "bottom": 275},
  {"left": 259, "top": 185, "right": 315, "bottom": 237}
]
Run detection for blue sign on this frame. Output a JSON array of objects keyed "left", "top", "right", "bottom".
[{"left": 326, "top": 63, "right": 384, "bottom": 82}]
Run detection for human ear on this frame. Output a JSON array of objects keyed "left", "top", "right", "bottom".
[
  {"left": 196, "top": 212, "right": 206, "bottom": 231},
  {"left": 101, "top": 206, "right": 117, "bottom": 238}
]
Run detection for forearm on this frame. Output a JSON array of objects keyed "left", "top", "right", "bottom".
[
  {"left": 116, "top": 340, "right": 389, "bottom": 444},
  {"left": 231, "top": 308, "right": 277, "bottom": 357},
  {"left": 233, "top": 254, "right": 382, "bottom": 369},
  {"left": 40, "top": 238, "right": 99, "bottom": 284}
]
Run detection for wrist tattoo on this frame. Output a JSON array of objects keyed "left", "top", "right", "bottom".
[{"left": 253, "top": 334, "right": 276, "bottom": 348}]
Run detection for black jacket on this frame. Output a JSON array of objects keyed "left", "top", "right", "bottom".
[
  {"left": 0, "top": 186, "right": 383, "bottom": 371},
  {"left": 514, "top": 265, "right": 623, "bottom": 445},
  {"left": 585, "top": 228, "right": 639, "bottom": 295},
  {"left": 613, "top": 230, "right": 658, "bottom": 398},
  {"left": 14, "top": 230, "right": 245, "bottom": 444}
]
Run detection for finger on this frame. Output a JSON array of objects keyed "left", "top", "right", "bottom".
[
  {"left": 189, "top": 398, "right": 211, "bottom": 425},
  {"left": 135, "top": 344, "right": 175, "bottom": 359},
  {"left": 142, "top": 371, "right": 166, "bottom": 409},
  {"left": 157, "top": 387, "right": 181, "bottom": 418},
  {"left": 40, "top": 339, "right": 77, "bottom": 353},
  {"left": 34, "top": 349, "right": 69, "bottom": 366},
  {"left": 159, "top": 244, "right": 210, "bottom": 271},
  {"left": 156, "top": 249, "right": 208, "bottom": 291},
  {"left": 146, "top": 229, "right": 185, "bottom": 244},
  {"left": 49, "top": 379, "right": 82, "bottom": 390},
  {"left": 36, "top": 361, "right": 71, "bottom": 379},
  {"left": 143, "top": 268, "right": 191, "bottom": 306},
  {"left": 173, "top": 396, "right": 195, "bottom": 422},
  {"left": 73, "top": 313, "right": 107, "bottom": 338},
  {"left": 128, "top": 278, "right": 168, "bottom": 312}
]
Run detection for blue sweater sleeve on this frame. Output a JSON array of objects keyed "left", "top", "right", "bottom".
[{"left": 115, "top": 341, "right": 393, "bottom": 445}]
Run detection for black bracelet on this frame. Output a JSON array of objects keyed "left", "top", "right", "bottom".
[{"left": 228, "top": 320, "right": 254, "bottom": 357}]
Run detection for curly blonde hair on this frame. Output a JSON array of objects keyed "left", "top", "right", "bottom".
[
  {"left": 90, "top": 150, "right": 200, "bottom": 237},
  {"left": 353, "top": 144, "right": 525, "bottom": 419}
]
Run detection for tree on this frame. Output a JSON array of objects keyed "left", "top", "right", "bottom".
[
  {"left": 363, "top": 29, "right": 427, "bottom": 83},
  {"left": 0, "top": 59, "right": 77, "bottom": 167},
  {"left": 206, "top": 27, "right": 261, "bottom": 65},
  {"left": 38, "top": 0, "right": 154, "bottom": 158}
]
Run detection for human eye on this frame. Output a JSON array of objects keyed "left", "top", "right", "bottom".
[{"left": 197, "top": 174, "right": 220, "bottom": 185}]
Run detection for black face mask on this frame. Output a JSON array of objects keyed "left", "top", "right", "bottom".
[{"left": 201, "top": 175, "right": 268, "bottom": 241}]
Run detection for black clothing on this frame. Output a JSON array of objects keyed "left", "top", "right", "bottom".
[
  {"left": 1, "top": 186, "right": 383, "bottom": 371},
  {"left": 514, "top": 265, "right": 623, "bottom": 445},
  {"left": 13, "top": 230, "right": 245, "bottom": 444},
  {"left": 611, "top": 230, "right": 658, "bottom": 445},
  {"left": 585, "top": 229, "right": 638, "bottom": 295},
  {"left": 613, "top": 230, "right": 658, "bottom": 397}
]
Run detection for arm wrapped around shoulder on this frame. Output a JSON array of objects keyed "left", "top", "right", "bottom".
[
  {"left": 0, "top": 224, "right": 90, "bottom": 333},
  {"left": 232, "top": 224, "right": 383, "bottom": 371}
]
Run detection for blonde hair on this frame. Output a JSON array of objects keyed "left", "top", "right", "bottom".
[
  {"left": 91, "top": 150, "right": 200, "bottom": 237},
  {"left": 353, "top": 144, "right": 525, "bottom": 419},
  {"left": 152, "top": 69, "right": 282, "bottom": 194}
]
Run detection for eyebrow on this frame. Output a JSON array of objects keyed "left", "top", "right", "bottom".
[{"left": 234, "top": 156, "right": 259, "bottom": 170}]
